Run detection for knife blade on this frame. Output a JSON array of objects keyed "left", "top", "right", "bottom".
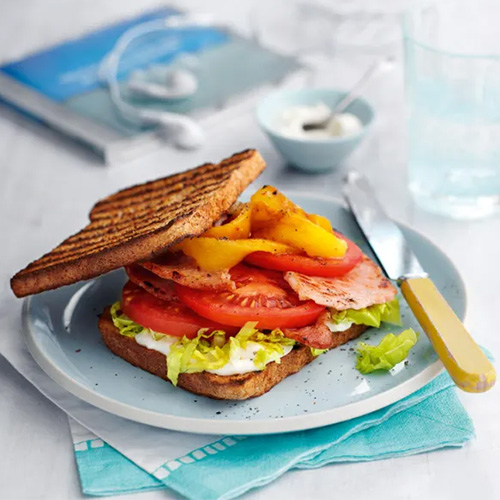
[{"left": 343, "top": 171, "right": 495, "bottom": 393}]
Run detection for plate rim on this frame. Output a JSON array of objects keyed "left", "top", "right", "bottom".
[{"left": 21, "top": 196, "right": 465, "bottom": 435}]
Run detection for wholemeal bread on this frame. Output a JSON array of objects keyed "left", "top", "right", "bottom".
[
  {"left": 11, "top": 149, "right": 266, "bottom": 298},
  {"left": 12, "top": 149, "right": 381, "bottom": 401},
  {"left": 98, "top": 307, "right": 368, "bottom": 400}
]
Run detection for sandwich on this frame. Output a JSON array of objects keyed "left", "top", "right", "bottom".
[{"left": 11, "top": 149, "right": 400, "bottom": 400}]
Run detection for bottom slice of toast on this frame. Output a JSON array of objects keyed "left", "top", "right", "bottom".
[{"left": 98, "top": 307, "right": 368, "bottom": 400}]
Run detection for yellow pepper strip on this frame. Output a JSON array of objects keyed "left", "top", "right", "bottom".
[
  {"left": 254, "top": 212, "right": 347, "bottom": 258},
  {"left": 175, "top": 237, "right": 299, "bottom": 271},
  {"left": 307, "top": 213, "right": 334, "bottom": 233},
  {"left": 250, "top": 186, "right": 345, "bottom": 257},
  {"left": 250, "top": 186, "right": 298, "bottom": 230},
  {"left": 202, "top": 204, "right": 251, "bottom": 239},
  {"left": 251, "top": 186, "right": 334, "bottom": 233}
]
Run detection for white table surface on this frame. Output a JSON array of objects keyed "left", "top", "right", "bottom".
[{"left": 0, "top": 1, "right": 498, "bottom": 499}]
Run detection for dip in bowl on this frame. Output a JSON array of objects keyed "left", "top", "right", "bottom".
[{"left": 256, "top": 88, "right": 374, "bottom": 173}]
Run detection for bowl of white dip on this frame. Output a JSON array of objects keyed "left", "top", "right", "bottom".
[{"left": 256, "top": 89, "right": 374, "bottom": 172}]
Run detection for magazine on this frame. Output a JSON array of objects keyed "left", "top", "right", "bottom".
[{"left": 0, "top": 6, "right": 306, "bottom": 164}]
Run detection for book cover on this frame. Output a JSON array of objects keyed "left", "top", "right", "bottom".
[{"left": 0, "top": 6, "right": 306, "bottom": 164}]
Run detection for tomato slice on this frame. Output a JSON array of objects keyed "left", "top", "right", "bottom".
[
  {"left": 245, "top": 232, "right": 362, "bottom": 277},
  {"left": 121, "top": 281, "right": 238, "bottom": 339},
  {"left": 175, "top": 264, "right": 325, "bottom": 329}
]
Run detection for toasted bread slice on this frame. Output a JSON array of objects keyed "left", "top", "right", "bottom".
[
  {"left": 98, "top": 307, "right": 368, "bottom": 400},
  {"left": 11, "top": 150, "right": 266, "bottom": 297}
]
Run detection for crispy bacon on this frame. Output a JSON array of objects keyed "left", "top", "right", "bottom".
[
  {"left": 139, "top": 253, "right": 235, "bottom": 292},
  {"left": 284, "top": 256, "right": 396, "bottom": 310},
  {"left": 125, "top": 265, "right": 178, "bottom": 302},
  {"left": 283, "top": 311, "right": 368, "bottom": 349},
  {"left": 283, "top": 312, "right": 334, "bottom": 349}
]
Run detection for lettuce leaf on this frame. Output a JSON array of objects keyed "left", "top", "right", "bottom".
[
  {"left": 331, "top": 298, "right": 402, "bottom": 328},
  {"left": 110, "top": 306, "right": 297, "bottom": 386},
  {"left": 166, "top": 330, "right": 230, "bottom": 385},
  {"left": 110, "top": 302, "right": 149, "bottom": 338},
  {"left": 355, "top": 328, "right": 419, "bottom": 374},
  {"left": 311, "top": 348, "right": 328, "bottom": 357},
  {"left": 167, "top": 322, "right": 296, "bottom": 385}
]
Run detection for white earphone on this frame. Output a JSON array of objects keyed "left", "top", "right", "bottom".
[
  {"left": 127, "top": 68, "right": 198, "bottom": 100},
  {"left": 100, "top": 14, "right": 214, "bottom": 150}
]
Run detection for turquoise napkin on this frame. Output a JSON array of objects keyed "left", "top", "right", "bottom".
[{"left": 74, "top": 372, "right": 474, "bottom": 499}]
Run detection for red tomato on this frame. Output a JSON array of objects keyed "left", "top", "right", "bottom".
[
  {"left": 121, "top": 281, "right": 238, "bottom": 338},
  {"left": 245, "top": 232, "right": 362, "bottom": 277},
  {"left": 175, "top": 264, "right": 325, "bottom": 329}
]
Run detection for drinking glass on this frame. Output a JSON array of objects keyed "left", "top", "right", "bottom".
[{"left": 404, "top": 0, "right": 500, "bottom": 219}]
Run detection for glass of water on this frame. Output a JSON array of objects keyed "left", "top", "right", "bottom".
[{"left": 403, "top": 0, "right": 500, "bottom": 219}]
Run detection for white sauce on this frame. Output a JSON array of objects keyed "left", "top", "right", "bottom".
[
  {"left": 135, "top": 331, "right": 178, "bottom": 356},
  {"left": 324, "top": 310, "right": 354, "bottom": 333},
  {"left": 276, "top": 102, "right": 363, "bottom": 139},
  {"left": 134, "top": 332, "right": 294, "bottom": 376},
  {"left": 208, "top": 343, "right": 293, "bottom": 376}
]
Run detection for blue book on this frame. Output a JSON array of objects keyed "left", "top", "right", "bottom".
[{"left": 0, "top": 7, "right": 305, "bottom": 164}]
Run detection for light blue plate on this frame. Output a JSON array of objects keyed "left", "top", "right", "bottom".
[{"left": 22, "top": 195, "right": 466, "bottom": 435}]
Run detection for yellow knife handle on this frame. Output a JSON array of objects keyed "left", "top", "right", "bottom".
[{"left": 400, "top": 277, "right": 496, "bottom": 393}]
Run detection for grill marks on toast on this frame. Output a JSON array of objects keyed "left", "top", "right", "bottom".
[
  {"left": 90, "top": 163, "right": 231, "bottom": 219},
  {"left": 29, "top": 193, "right": 202, "bottom": 269},
  {"left": 11, "top": 149, "right": 266, "bottom": 297},
  {"left": 46, "top": 171, "right": 233, "bottom": 261},
  {"left": 37, "top": 182, "right": 225, "bottom": 265},
  {"left": 20, "top": 193, "right": 202, "bottom": 271},
  {"left": 18, "top": 159, "right": 243, "bottom": 271},
  {"left": 90, "top": 169, "right": 232, "bottom": 223}
]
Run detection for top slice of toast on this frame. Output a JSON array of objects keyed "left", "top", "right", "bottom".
[{"left": 11, "top": 149, "right": 266, "bottom": 297}]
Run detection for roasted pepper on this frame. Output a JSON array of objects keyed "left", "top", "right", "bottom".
[
  {"left": 254, "top": 212, "right": 347, "bottom": 258},
  {"left": 250, "top": 186, "right": 346, "bottom": 257},
  {"left": 307, "top": 213, "right": 334, "bottom": 233},
  {"left": 175, "top": 237, "right": 298, "bottom": 271},
  {"left": 202, "top": 204, "right": 251, "bottom": 239},
  {"left": 250, "top": 185, "right": 298, "bottom": 229}
]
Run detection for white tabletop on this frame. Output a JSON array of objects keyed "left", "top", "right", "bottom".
[{"left": 0, "top": 1, "right": 498, "bottom": 499}]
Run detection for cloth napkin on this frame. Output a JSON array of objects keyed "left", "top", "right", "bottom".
[
  {"left": 70, "top": 378, "right": 473, "bottom": 499},
  {"left": 0, "top": 305, "right": 476, "bottom": 500}
]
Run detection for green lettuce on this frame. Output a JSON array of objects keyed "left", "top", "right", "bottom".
[
  {"left": 110, "top": 304, "right": 297, "bottom": 386},
  {"left": 331, "top": 298, "right": 402, "bottom": 328},
  {"left": 355, "top": 328, "right": 419, "bottom": 374},
  {"left": 311, "top": 348, "right": 328, "bottom": 357},
  {"left": 110, "top": 302, "right": 150, "bottom": 338},
  {"left": 167, "top": 322, "right": 296, "bottom": 385}
]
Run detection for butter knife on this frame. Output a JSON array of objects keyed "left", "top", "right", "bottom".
[{"left": 343, "top": 172, "right": 495, "bottom": 393}]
